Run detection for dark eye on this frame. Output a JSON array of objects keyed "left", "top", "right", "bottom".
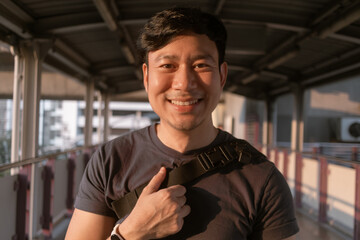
[
  {"left": 194, "top": 63, "right": 208, "bottom": 68},
  {"left": 161, "top": 64, "right": 174, "bottom": 68}
]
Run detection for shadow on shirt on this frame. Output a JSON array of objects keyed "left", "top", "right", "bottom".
[{"left": 161, "top": 186, "right": 221, "bottom": 239}]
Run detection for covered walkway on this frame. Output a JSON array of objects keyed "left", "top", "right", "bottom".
[{"left": 1, "top": 0, "right": 360, "bottom": 239}]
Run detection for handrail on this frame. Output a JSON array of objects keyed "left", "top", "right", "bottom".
[
  {"left": 1, "top": 143, "right": 357, "bottom": 172},
  {"left": 262, "top": 144, "right": 359, "bottom": 166},
  {"left": 302, "top": 151, "right": 360, "bottom": 166},
  {"left": 0, "top": 144, "right": 99, "bottom": 172}
]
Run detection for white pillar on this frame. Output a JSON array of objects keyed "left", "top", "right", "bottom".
[
  {"left": 290, "top": 84, "right": 304, "bottom": 152},
  {"left": 262, "top": 98, "right": 275, "bottom": 155},
  {"left": 262, "top": 98, "right": 275, "bottom": 146},
  {"left": 19, "top": 39, "right": 52, "bottom": 240},
  {"left": 10, "top": 47, "right": 23, "bottom": 173},
  {"left": 84, "top": 79, "right": 94, "bottom": 146},
  {"left": 97, "top": 91, "right": 103, "bottom": 143},
  {"left": 21, "top": 44, "right": 40, "bottom": 160},
  {"left": 103, "top": 93, "right": 110, "bottom": 142}
]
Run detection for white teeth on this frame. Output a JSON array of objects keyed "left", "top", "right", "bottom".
[{"left": 171, "top": 99, "right": 198, "bottom": 106}]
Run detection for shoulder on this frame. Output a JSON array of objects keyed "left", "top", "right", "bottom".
[
  {"left": 84, "top": 126, "right": 154, "bottom": 176},
  {"left": 97, "top": 126, "right": 152, "bottom": 158},
  {"left": 221, "top": 137, "right": 276, "bottom": 188}
]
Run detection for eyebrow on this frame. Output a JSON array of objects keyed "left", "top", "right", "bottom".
[
  {"left": 154, "top": 55, "right": 179, "bottom": 62},
  {"left": 191, "top": 54, "right": 217, "bottom": 63},
  {"left": 154, "top": 54, "right": 217, "bottom": 63}
]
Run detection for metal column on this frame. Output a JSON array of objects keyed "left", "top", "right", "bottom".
[
  {"left": 262, "top": 98, "right": 274, "bottom": 156},
  {"left": 291, "top": 84, "right": 304, "bottom": 209},
  {"left": 84, "top": 79, "right": 94, "bottom": 147},
  {"left": 20, "top": 39, "right": 52, "bottom": 239},
  {"left": 10, "top": 47, "right": 23, "bottom": 174},
  {"left": 96, "top": 91, "right": 103, "bottom": 144},
  {"left": 103, "top": 93, "right": 110, "bottom": 142},
  {"left": 290, "top": 84, "right": 304, "bottom": 152}
]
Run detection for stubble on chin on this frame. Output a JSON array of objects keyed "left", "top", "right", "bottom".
[{"left": 164, "top": 117, "right": 203, "bottom": 132}]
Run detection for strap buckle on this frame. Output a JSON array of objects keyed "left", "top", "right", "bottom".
[{"left": 197, "top": 143, "right": 238, "bottom": 171}]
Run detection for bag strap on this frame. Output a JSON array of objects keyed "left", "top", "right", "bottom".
[{"left": 111, "top": 140, "right": 252, "bottom": 219}]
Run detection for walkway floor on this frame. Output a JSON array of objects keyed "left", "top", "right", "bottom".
[{"left": 295, "top": 210, "right": 352, "bottom": 240}]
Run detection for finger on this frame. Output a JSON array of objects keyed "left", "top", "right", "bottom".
[
  {"left": 142, "top": 167, "right": 167, "bottom": 195},
  {"left": 166, "top": 184, "right": 186, "bottom": 197},
  {"left": 176, "top": 196, "right": 187, "bottom": 207},
  {"left": 179, "top": 205, "right": 191, "bottom": 218}
]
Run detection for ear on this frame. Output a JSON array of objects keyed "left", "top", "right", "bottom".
[
  {"left": 220, "top": 62, "right": 228, "bottom": 88},
  {"left": 142, "top": 63, "right": 148, "bottom": 92}
]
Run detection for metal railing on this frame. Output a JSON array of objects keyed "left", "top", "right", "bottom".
[
  {"left": 0, "top": 144, "right": 99, "bottom": 240},
  {"left": 263, "top": 145, "right": 359, "bottom": 240}
]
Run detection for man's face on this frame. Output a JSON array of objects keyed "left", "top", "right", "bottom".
[{"left": 143, "top": 33, "right": 227, "bottom": 132}]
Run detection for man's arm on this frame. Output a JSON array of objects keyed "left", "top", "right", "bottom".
[
  {"left": 65, "top": 208, "right": 115, "bottom": 240},
  {"left": 66, "top": 167, "right": 190, "bottom": 240}
]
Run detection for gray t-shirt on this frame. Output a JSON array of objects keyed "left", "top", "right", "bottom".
[{"left": 75, "top": 124, "right": 299, "bottom": 239}]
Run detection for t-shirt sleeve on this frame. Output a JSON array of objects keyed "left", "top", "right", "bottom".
[
  {"left": 74, "top": 149, "right": 116, "bottom": 218},
  {"left": 251, "top": 167, "right": 299, "bottom": 239}
]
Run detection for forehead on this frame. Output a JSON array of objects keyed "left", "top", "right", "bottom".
[{"left": 148, "top": 33, "right": 218, "bottom": 62}]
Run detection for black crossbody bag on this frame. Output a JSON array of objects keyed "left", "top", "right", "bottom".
[{"left": 111, "top": 140, "right": 254, "bottom": 219}]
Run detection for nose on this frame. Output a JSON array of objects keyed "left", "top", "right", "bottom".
[{"left": 171, "top": 65, "right": 197, "bottom": 90}]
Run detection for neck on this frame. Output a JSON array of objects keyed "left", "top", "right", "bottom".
[{"left": 156, "top": 121, "right": 219, "bottom": 153}]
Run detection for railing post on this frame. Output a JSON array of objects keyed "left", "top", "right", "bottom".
[
  {"left": 354, "top": 164, "right": 360, "bottom": 239},
  {"left": 266, "top": 146, "right": 270, "bottom": 159},
  {"left": 312, "top": 147, "right": 318, "bottom": 159},
  {"left": 274, "top": 148, "right": 279, "bottom": 168},
  {"left": 283, "top": 149, "right": 289, "bottom": 181},
  {"left": 14, "top": 174, "right": 28, "bottom": 240},
  {"left": 40, "top": 164, "right": 54, "bottom": 238},
  {"left": 318, "top": 156, "right": 328, "bottom": 223},
  {"left": 353, "top": 147, "right": 358, "bottom": 162},
  {"left": 295, "top": 152, "right": 303, "bottom": 208},
  {"left": 66, "top": 153, "right": 76, "bottom": 211}
]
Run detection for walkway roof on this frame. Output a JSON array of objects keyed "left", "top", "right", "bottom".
[{"left": 1, "top": 0, "right": 360, "bottom": 100}]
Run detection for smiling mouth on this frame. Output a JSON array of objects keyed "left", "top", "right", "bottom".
[{"left": 170, "top": 99, "right": 199, "bottom": 106}]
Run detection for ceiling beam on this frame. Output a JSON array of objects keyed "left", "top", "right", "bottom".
[
  {"left": 32, "top": 12, "right": 103, "bottom": 33},
  {"left": 226, "top": 2, "right": 360, "bottom": 85},
  {"left": 48, "top": 50, "right": 90, "bottom": 78},
  {"left": 226, "top": 49, "right": 265, "bottom": 56},
  {"left": 223, "top": 18, "right": 360, "bottom": 45},
  {"left": 214, "top": 0, "right": 226, "bottom": 16},
  {"left": 302, "top": 61, "right": 360, "bottom": 86},
  {"left": 302, "top": 47, "right": 360, "bottom": 75},
  {"left": 116, "top": 17, "right": 360, "bottom": 45},
  {"left": 93, "top": 0, "right": 137, "bottom": 64},
  {"left": 93, "top": 0, "right": 118, "bottom": 31},
  {"left": 50, "top": 22, "right": 107, "bottom": 34},
  {"left": 0, "top": 4, "right": 32, "bottom": 39},
  {"left": 261, "top": 70, "right": 288, "bottom": 80},
  {"left": 53, "top": 39, "right": 90, "bottom": 68},
  {"left": 0, "top": 0, "right": 33, "bottom": 23},
  {"left": 99, "top": 66, "right": 135, "bottom": 75},
  {"left": 228, "top": 65, "right": 250, "bottom": 72},
  {"left": 317, "top": 3, "right": 360, "bottom": 39}
]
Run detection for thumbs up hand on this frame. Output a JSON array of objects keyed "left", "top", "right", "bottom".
[{"left": 118, "top": 167, "right": 191, "bottom": 240}]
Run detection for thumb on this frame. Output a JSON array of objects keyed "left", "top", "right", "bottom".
[{"left": 142, "top": 167, "right": 167, "bottom": 195}]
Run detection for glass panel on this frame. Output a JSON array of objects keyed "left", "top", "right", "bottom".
[
  {"left": 275, "top": 94, "right": 293, "bottom": 147},
  {"left": 38, "top": 99, "right": 82, "bottom": 154},
  {"left": 0, "top": 41, "right": 14, "bottom": 164}
]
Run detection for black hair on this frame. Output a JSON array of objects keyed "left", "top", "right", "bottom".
[{"left": 137, "top": 7, "right": 227, "bottom": 65}]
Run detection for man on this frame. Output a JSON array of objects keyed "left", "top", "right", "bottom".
[{"left": 66, "top": 7, "right": 298, "bottom": 240}]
